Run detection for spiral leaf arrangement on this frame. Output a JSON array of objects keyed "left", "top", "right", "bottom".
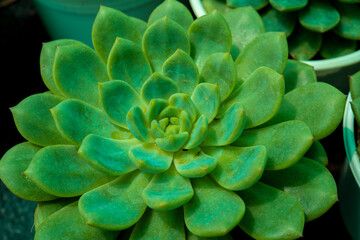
[
  {"left": 0, "top": 0, "right": 346, "bottom": 239},
  {"left": 202, "top": 0, "right": 360, "bottom": 60}
]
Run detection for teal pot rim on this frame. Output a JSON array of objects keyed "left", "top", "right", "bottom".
[
  {"left": 189, "top": 0, "right": 360, "bottom": 70},
  {"left": 343, "top": 92, "right": 360, "bottom": 187}
]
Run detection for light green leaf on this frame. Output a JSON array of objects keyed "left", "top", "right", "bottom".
[
  {"left": 184, "top": 115, "right": 208, "bottom": 150},
  {"left": 145, "top": 99, "right": 169, "bottom": 123},
  {"left": 155, "top": 132, "right": 189, "bottom": 152},
  {"left": 130, "top": 17, "right": 147, "bottom": 37},
  {"left": 169, "top": 93, "right": 198, "bottom": 123},
  {"left": 283, "top": 60, "right": 317, "bottom": 93},
  {"left": 126, "top": 106, "right": 152, "bottom": 143},
  {"left": 141, "top": 72, "right": 179, "bottom": 103},
  {"left": 191, "top": 83, "right": 220, "bottom": 124}
]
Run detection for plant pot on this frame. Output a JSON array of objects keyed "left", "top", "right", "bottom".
[
  {"left": 33, "top": 0, "right": 163, "bottom": 47},
  {"left": 189, "top": 0, "right": 360, "bottom": 93},
  {"left": 341, "top": 92, "right": 360, "bottom": 239}
]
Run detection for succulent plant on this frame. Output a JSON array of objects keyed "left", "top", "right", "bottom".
[
  {"left": 0, "top": 0, "right": 346, "bottom": 239},
  {"left": 201, "top": 0, "right": 360, "bottom": 60},
  {"left": 350, "top": 70, "right": 360, "bottom": 147}
]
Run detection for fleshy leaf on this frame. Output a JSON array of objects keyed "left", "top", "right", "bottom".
[
  {"left": 224, "top": 7, "right": 266, "bottom": 59},
  {"left": 78, "top": 134, "right": 139, "bottom": 176},
  {"left": 350, "top": 71, "right": 360, "bottom": 100},
  {"left": 35, "top": 202, "right": 118, "bottom": 240},
  {"left": 202, "top": 0, "right": 229, "bottom": 13},
  {"left": 202, "top": 103, "right": 246, "bottom": 146},
  {"left": 261, "top": 158, "right": 337, "bottom": 221},
  {"left": 156, "top": 132, "right": 189, "bottom": 152},
  {"left": 79, "top": 171, "right": 150, "bottom": 230},
  {"left": 11, "top": 92, "right": 69, "bottom": 146},
  {"left": 184, "top": 115, "right": 209, "bottom": 150},
  {"left": 130, "top": 208, "right": 186, "bottom": 240},
  {"left": 227, "top": 0, "right": 269, "bottom": 10},
  {"left": 40, "top": 39, "right": 82, "bottom": 96},
  {"left": 0, "top": 142, "right": 56, "bottom": 201},
  {"left": 145, "top": 99, "right": 169, "bottom": 123},
  {"left": 141, "top": 72, "right": 179, "bottom": 103},
  {"left": 288, "top": 26, "right": 322, "bottom": 60},
  {"left": 184, "top": 176, "right": 245, "bottom": 237},
  {"left": 174, "top": 147, "right": 217, "bottom": 178},
  {"left": 235, "top": 32, "right": 288, "bottom": 84},
  {"left": 163, "top": 49, "right": 199, "bottom": 96},
  {"left": 299, "top": 0, "right": 340, "bottom": 33},
  {"left": 224, "top": 67, "right": 284, "bottom": 128},
  {"left": 107, "top": 38, "right": 152, "bottom": 92},
  {"left": 304, "top": 140, "right": 328, "bottom": 166},
  {"left": 200, "top": 53, "right": 236, "bottom": 102},
  {"left": 143, "top": 16, "right": 190, "bottom": 72},
  {"left": 261, "top": 6, "right": 296, "bottom": 37},
  {"left": 269, "top": 0, "right": 308, "bottom": 11},
  {"left": 187, "top": 230, "right": 233, "bottom": 240},
  {"left": 204, "top": 145, "right": 267, "bottom": 191},
  {"left": 351, "top": 98, "right": 360, "bottom": 127},
  {"left": 92, "top": 6, "right": 141, "bottom": 63},
  {"left": 25, "top": 145, "right": 114, "bottom": 197},
  {"left": 320, "top": 32, "right": 357, "bottom": 59},
  {"left": 130, "top": 17, "right": 147, "bottom": 37},
  {"left": 234, "top": 120, "right": 313, "bottom": 170},
  {"left": 169, "top": 93, "right": 198, "bottom": 123},
  {"left": 53, "top": 43, "right": 109, "bottom": 106},
  {"left": 179, "top": 111, "right": 192, "bottom": 133},
  {"left": 151, "top": 120, "right": 167, "bottom": 138},
  {"left": 147, "top": 0, "right": 193, "bottom": 30},
  {"left": 283, "top": 60, "right": 317, "bottom": 93},
  {"left": 267, "top": 82, "right": 346, "bottom": 140},
  {"left": 129, "top": 143, "right": 173, "bottom": 173},
  {"left": 126, "top": 106, "right": 152, "bottom": 143},
  {"left": 142, "top": 164, "right": 194, "bottom": 210},
  {"left": 238, "top": 182, "right": 304, "bottom": 240},
  {"left": 51, "top": 99, "right": 131, "bottom": 145},
  {"left": 333, "top": 2, "right": 360, "bottom": 40},
  {"left": 99, "top": 80, "right": 145, "bottom": 129},
  {"left": 188, "top": 10, "right": 231, "bottom": 70},
  {"left": 191, "top": 83, "right": 220, "bottom": 124}
]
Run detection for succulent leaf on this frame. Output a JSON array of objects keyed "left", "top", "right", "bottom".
[
  {"left": 0, "top": 142, "right": 56, "bottom": 201},
  {"left": 234, "top": 120, "right": 313, "bottom": 170},
  {"left": 143, "top": 16, "right": 190, "bottom": 72},
  {"left": 269, "top": 0, "right": 308, "bottom": 12},
  {"left": 191, "top": 83, "right": 220, "bottom": 124},
  {"left": 130, "top": 208, "right": 186, "bottom": 240},
  {"left": 130, "top": 17, "right": 147, "bottom": 37},
  {"left": 184, "top": 176, "right": 245, "bottom": 237},
  {"left": 288, "top": 26, "right": 322, "bottom": 60},
  {"left": 204, "top": 145, "right": 267, "bottom": 191},
  {"left": 169, "top": 93, "right": 198, "bottom": 123},
  {"left": 304, "top": 140, "right": 328, "bottom": 166},
  {"left": 51, "top": 99, "right": 131, "bottom": 145},
  {"left": 25, "top": 145, "right": 114, "bottom": 197},
  {"left": 261, "top": 6, "right": 296, "bottom": 37},
  {"left": 92, "top": 6, "right": 142, "bottom": 63},
  {"left": 261, "top": 158, "right": 337, "bottom": 221},
  {"left": 184, "top": 115, "right": 209, "bottom": 150},
  {"left": 238, "top": 182, "right": 305, "bottom": 240},
  {"left": 142, "top": 164, "right": 194, "bottom": 211},
  {"left": 35, "top": 201, "right": 119, "bottom": 240},
  {"left": 11, "top": 92, "right": 69, "bottom": 146},
  {"left": 235, "top": 32, "right": 288, "bottom": 84},
  {"left": 53, "top": 43, "right": 110, "bottom": 106},
  {"left": 350, "top": 71, "right": 360, "bottom": 99},
  {"left": 283, "top": 60, "right": 317, "bottom": 93},
  {"left": 78, "top": 134, "right": 139, "bottom": 175},
  {"left": 179, "top": 111, "right": 193, "bottom": 133},
  {"left": 107, "top": 38, "right": 152, "bottom": 92},
  {"left": 141, "top": 72, "right": 179, "bottom": 103},
  {"left": 155, "top": 132, "right": 189, "bottom": 152},
  {"left": 227, "top": 0, "right": 269, "bottom": 10},
  {"left": 188, "top": 10, "right": 232, "bottom": 70},
  {"left": 126, "top": 106, "right": 152, "bottom": 143},
  {"left": 145, "top": 99, "right": 169, "bottom": 123},
  {"left": 332, "top": 2, "right": 360, "bottom": 40},
  {"left": 79, "top": 171, "right": 150, "bottom": 230}
]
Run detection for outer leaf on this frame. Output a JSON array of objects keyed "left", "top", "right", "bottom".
[
  {"left": 25, "top": 145, "right": 114, "bottom": 197},
  {"left": 79, "top": 171, "right": 150, "bottom": 230},
  {"left": 78, "top": 134, "right": 139, "bottom": 176},
  {"left": 288, "top": 26, "right": 322, "bottom": 60},
  {"left": 53, "top": 43, "right": 110, "bottom": 106},
  {"left": 233, "top": 120, "right": 313, "bottom": 170},
  {"left": 0, "top": 142, "right": 56, "bottom": 201},
  {"left": 130, "top": 208, "right": 186, "bottom": 240},
  {"left": 35, "top": 202, "right": 118, "bottom": 240},
  {"left": 40, "top": 39, "right": 82, "bottom": 96},
  {"left": 204, "top": 145, "right": 267, "bottom": 191},
  {"left": 51, "top": 99, "right": 131, "bottom": 145},
  {"left": 224, "top": 7, "right": 266, "bottom": 59},
  {"left": 143, "top": 16, "right": 190, "bottom": 72},
  {"left": 184, "top": 115, "right": 209, "bottom": 150},
  {"left": 269, "top": 0, "right": 307, "bottom": 11},
  {"left": 304, "top": 140, "right": 328, "bottom": 166},
  {"left": 174, "top": 147, "right": 217, "bottom": 178},
  {"left": 224, "top": 67, "right": 284, "bottom": 128},
  {"left": 11, "top": 92, "right": 69, "bottom": 146},
  {"left": 148, "top": 0, "right": 194, "bottom": 30},
  {"left": 283, "top": 60, "right": 317, "bottom": 93},
  {"left": 267, "top": 82, "right": 346, "bottom": 140},
  {"left": 333, "top": 2, "right": 360, "bottom": 40},
  {"left": 163, "top": 49, "right": 199, "bottom": 96},
  {"left": 238, "top": 182, "right": 305, "bottom": 240},
  {"left": 92, "top": 6, "right": 141, "bottom": 63},
  {"left": 188, "top": 10, "right": 231, "bottom": 70},
  {"left": 191, "top": 83, "right": 220, "bottom": 124},
  {"left": 320, "top": 32, "right": 357, "bottom": 59},
  {"left": 184, "top": 176, "right": 245, "bottom": 237},
  {"left": 142, "top": 164, "right": 194, "bottom": 210},
  {"left": 107, "top": 38, "right": 152, "bottom": 92},
  {"left": 227, "top": 0, "right": 269, "bottom": 10},
  {"left": 261, "top": 6, "right": 296, "bottom": 37},
  {"left": 141, "top": 72, "right": 179, "bottom": 103},
  {"left": 235, "top": 32, "right": 288, "bottom": 84},
  {"left": 261, "top": 158, "right": 337, "bottom": 221}
]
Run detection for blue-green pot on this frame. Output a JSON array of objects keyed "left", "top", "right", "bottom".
[{"left": 33, "top": 0, "right": 163, "bottom": 47}]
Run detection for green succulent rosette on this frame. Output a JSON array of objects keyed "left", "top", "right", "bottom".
[
  {"left": 201, "top": 0, "right": 360, "bottom": 60},
  {"left": 0, "top": 1, "right": 346, "bottom": 239}
]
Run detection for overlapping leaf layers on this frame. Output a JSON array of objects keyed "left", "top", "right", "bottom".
[
  {"left": 0, "top": 0, "right": 346, "bottom": 239},
  {"left": 202, "top": 0, "right": 360, "bottom": 60}
]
